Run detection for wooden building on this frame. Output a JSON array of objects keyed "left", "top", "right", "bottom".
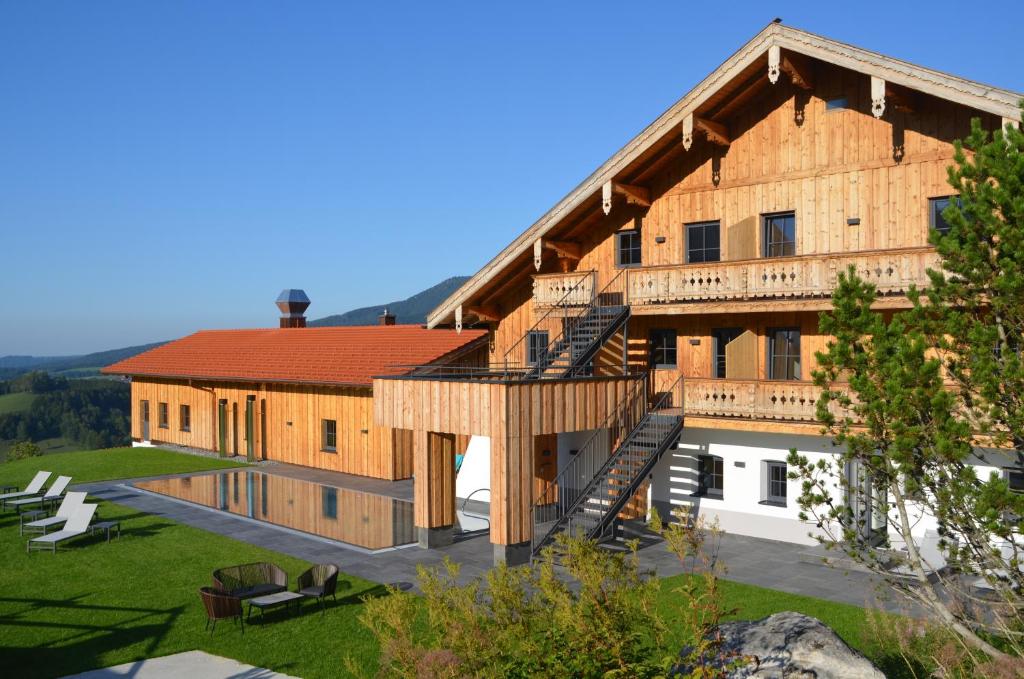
[
  {"left": 104, "top": 296, "right": 487, "bottom": 481},
  {"left": 374, "top": 23, "right": 1023, "bottom": 563}
]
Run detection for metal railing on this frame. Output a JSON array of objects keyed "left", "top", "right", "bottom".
[{"left": 503, "top": 270, "right": 596, "bottom": 370}]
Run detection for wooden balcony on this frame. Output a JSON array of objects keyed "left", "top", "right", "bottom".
[
  {"left": 532, "top": 271, "right": 594, "bottom": 307},
  {"left": 533, "top": 247, "right": 939, "bottom": 311},
  {"left": 683, "top": 378, "right": 824, "bottom": 423}
]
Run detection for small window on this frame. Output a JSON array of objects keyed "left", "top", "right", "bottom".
[
  {"left": 616, "top": 230, "right": 642, "bottom": 268},
  {"left": 826, "top": 97, "right": 848, "bottom": 111},
  {"left": 321, "top": 419, "right": 337, "bottom": 452},
  {"left": 696, "top": 455, "right": 724, "bottom": 498},
  {"left": 1005, "top": 469, "right": 1024, "bottom": 494},
  {"left": 929, "top": 196, "right": 961, "bottom": 237},
  {"left": 686, "top": 221, "right": 721, "bottom": 263},
  {"left": 526, "top": 330, "right": 549, "bottom": 366},
  {"left": 648, "top": 329, "right": 677, "bottom": 369},
  {"left": 179, "top": 404, "right": 191, "bottom": 432},
  {"left": 763, "top": 212, "right": 796, "bottom": 258},
  {"left": 768, "top": 328, "right": 801, "bottom": 380},
  {"left": 157, "top": 402, "right": 169, "bottom": 429},
  {"left": 712, "top": 328, "right": 743, "bottom": 378},
  {"left": 322, "top": 487, "right": 338, "bottom": 519},
  {"left": 762, "top": 461, "right": 788, "bottom": 506}
]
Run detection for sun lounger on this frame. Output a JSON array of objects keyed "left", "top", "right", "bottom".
[
  {"left": 21, "top": 492, "right": 87, "bottom": 535},
  {"left": 7, "top": 475, "right": 72, "bottom": 512},
  {"left": 27, "top": 504, "right": 98, "bottom": 554},
  {"left": 0, "top": 471, "right": 52, "bottom": 507}
]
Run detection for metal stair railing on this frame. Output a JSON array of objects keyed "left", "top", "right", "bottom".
[
  {"left": 503, "top": 270, "right": 596, "bottom": 372},
  {"left": 531, "top": 373, "right": 647, "bottom": 552},
  {"left": 531, "top": 375, "right": 685, "bottom": 555}
]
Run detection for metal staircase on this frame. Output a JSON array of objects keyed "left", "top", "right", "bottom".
[{"left": 531, "top": 376, "right": 684, "bottom": 556}]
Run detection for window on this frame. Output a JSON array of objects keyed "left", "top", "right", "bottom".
[
  {"left": 322, "top": 487, "right": 338, "bottom": 519},
  {"left": 616, "top": 230, "right": 642, "bottom": 268},
  {"left": 648, "top": 329, "right": 677, "bottom": 369},
  {"left": 1005, "top": 469, "right": 1024, "bottom": 494},
  {"left": 696, "top": 455, "right": 724, "bottom": 498},
  {"left": 526, "top": 330, "right": 549, "bottom": 366},
  {"left": 157, "top": 402, "right": 169, "bottom": 429},
  {"left": 826, "top": 97, "right": 848, "bottom": 111},
  {"left": 712, "top": 328, "right": 743, "bottom": 378},
  {"left": 762, "top": 461, "right": 788, "bottom": 506},
  {"left": 929, "top": 196, "right": 961, "bottom": 236},
  {"left": 321, "top": 419, "right": 337, "bottom": 452},
  {"left": 763, "top": 212, "right": 796, "bottom": 258},
  {"left": 686, "top": 221, "right": 721, "bottom": 263},
  {"left": 767, "top": 328, "right": 801, "bottom": 380},
  {"left": 179, "top": 404, "right": 191, "bottom": 432}
]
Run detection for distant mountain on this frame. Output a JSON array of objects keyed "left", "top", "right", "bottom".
[
  {"left": 309, "top": 276, "right": 469, "bottom": 327},
  {"left": 0, "top": 342, "right": 167, "bottom": 379}
]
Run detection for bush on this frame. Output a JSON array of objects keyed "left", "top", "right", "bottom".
[{"left": 7, "top": 441, "right": 42, "bottom": 462}]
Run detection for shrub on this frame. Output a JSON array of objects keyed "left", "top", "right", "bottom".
[{"left": 7, "top": 441, "right": 42, "bottom": 462}]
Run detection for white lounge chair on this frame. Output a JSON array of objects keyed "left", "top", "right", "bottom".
[
  {"left": 0, "top": 471, "right": 52, "bottom": 507},
  {"left": 21, "top": 491, "right": 87, "bottom": 536},
  {"left": 7, "top": 475, "right": 72, "bottom": 512},
  {"left": 889, "top": 529, "right": 955, "bottom": 579},
  {"left": 27, "top": 504, "right": 98, "bottom": 554}
]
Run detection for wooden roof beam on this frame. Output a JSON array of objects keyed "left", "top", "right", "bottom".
[
  {"left": 466, "top": 304, "right": 500, "bottom": 322},
  {"left": 543, "top": 239, "right": 582, "bottom": 260},
  {"left": 601, "top": 180, "right": 651, "bottom": 214},
  {"left": 886, "top": 82, "right": 920, "bottom": 113},
  {"left": 781, "top": 53, "right": 813, "bottom": 90},
  {"left": 694, "top": 117, "right": 731, "bottom": 146}
]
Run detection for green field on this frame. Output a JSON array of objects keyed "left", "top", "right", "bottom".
[
  {"left": 0, "top": 448, "right": 900, "bottom": 678},
  {"left": 0, "top": 391, "right": 36, "bottom": 414}
]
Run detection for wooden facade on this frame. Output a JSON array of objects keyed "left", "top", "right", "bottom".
[{"left": 131, "top": 378, "right": 415, "bottom": 480}]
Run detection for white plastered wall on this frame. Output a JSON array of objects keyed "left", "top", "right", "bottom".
[{"left": 455, "top": 435, "right": 491, "bottom": 503}]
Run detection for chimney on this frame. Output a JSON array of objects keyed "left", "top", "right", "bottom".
[
  {"left": 378, "top": 308, "right": 396, "bottom": 326},
  {"left": 276, "top": 289, "right": 311, "bottom": 328}
]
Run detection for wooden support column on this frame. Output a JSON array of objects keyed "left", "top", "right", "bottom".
[
  {"left": 413, "top": 429, "right": 456, "bottom": 548},
  {"left": 489, "top": 426, "right": 535, "bottom": 566}
]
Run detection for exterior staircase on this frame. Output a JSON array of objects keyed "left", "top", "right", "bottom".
[
  {"left": 531, "top": 376, "right": 684, "bottom": 556},
  {"left": 527, "top": 303, "right": 630, "bottom": 378}
]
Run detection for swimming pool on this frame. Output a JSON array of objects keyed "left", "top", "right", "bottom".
[{"left": 133, "top": 470, "right": 415, "bottom": 552}]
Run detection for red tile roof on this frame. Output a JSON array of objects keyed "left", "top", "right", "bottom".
[{"left": 101, "top": 325, "right": 487, "bottom": 387}]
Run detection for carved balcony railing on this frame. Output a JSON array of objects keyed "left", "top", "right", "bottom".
[
  {"left": 532, "top": 271, "right": 595, "bottom": 308},
  {"left": 534, "top": 247, "right": 939, "bottom": 309},
  {"left": 683, "top": 378, "right": 849, "bottom": 423}
]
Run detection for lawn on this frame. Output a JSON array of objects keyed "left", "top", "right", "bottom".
[{"left": 0, "top": 391, "right": 36, "bottom": 414}]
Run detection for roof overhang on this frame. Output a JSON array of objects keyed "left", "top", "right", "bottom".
[{"left": 427, "top": 23, "right": 1022, "bottom": 329}]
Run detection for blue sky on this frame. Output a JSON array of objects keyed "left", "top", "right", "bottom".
[{"left": 1, "top": 1, "right": 1020, "bottom": 355}]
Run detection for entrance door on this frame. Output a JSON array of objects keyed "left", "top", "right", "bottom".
[
  {"left": 846, "top": 459, "right": 887, "bottom": 546},
  {"left": 140, "top": 400, "right": 150, "bottom": 441},
  {"left": 218, "top": 400, "right": 228, "bottom": 457},
  {"left": 245, "top": 396, "right": 256, "bottom": 462}
]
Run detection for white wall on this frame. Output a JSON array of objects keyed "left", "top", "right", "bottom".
[{"left": 455, "top": 435, "right": 490, "bottom": 503}]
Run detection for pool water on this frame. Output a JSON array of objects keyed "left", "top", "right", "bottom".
[{"left": 134, "top": 470, "right": 415, "bottom": 551}]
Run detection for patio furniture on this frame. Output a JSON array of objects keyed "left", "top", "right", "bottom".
[
  {"left": 213, "top": 562, "right": 287, "bottom": 599},
  {"left": 247, "top": 591, "right": 304, "bottom": 622},
  {"left": 0, "top": 471, "right": 51, "bottom": 507},
  {"left": 26, "top": 504, "right": 98, "bottom": 554},
  {"left": 296, "top": 563, "right": 341, "bottom": 614},
  {"left": 21, "top": 491, "right": 87, "bottom": 535},
  {"left": 199, "top": 587, "right": 244, "bottom": 633},
  {"left": 7, "top": 475, "right": 72, "bottom": 513},
  {"left": 89, "top": 520, "right": 121, "bottom": 543}
]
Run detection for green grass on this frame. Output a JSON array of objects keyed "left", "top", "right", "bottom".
[
  {"left": 0, "top": 391, "right": 36, "bottom": 414},
  {"left": 0, "top": 447, "right": 247, "bottom": 486}
]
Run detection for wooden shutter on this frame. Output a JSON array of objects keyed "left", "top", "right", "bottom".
[
  {"left": 725, "top": 330, "right": 757, "bottom": 379},
  {"left": 727, "top": 216, "right": 758, "bottom": 261}
]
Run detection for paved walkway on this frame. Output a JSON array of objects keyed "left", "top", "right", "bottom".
[
  {"left": 63, "top": 650, "right": 299, "bottom": 679},
  {"left": 77, "top": 463, "right": 900, "bottom": 613}
]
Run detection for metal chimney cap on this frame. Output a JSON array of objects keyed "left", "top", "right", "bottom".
[{"left": 276, "top": 289, "right": 310, "bottom": 304}]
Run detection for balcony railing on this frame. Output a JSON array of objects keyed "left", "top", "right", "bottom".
[
  {"left": 533, "top": 247, "right": 939, "bottom": 308},
  {"left": 532, "top": 270, "right": 595, "bottom": 307},
  {"left": 682, "top": 378, "right": 861, "bottom": 423}
]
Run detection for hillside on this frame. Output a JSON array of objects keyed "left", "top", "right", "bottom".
[
  {"left": 0, "top": 342, "right": 166, "bottom": 376},
  {"left": 308, "top": 276, "right": 468, "bottom": 327}
]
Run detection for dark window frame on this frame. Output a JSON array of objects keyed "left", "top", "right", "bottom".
[
  {"left": 696, "top": 454, "right": 724, "bottom": 499},
  {"left": 762, "top": 460, "right": 788, "bottom": 506},
  {"left": 711, "top": 327, "right": 743, "bottom": 379},
  {"left": 322, "top": 486, "right": 338, "bottom": 519},
  {"left": 526, "top": 330, "right": 550, "bottom": 366},
  {"left": 157, "top": 402, "right": 169, "bottom": 429},
  {"left": 929, "top": 195, "right": 961, "bottom": 237},
  {"left": 1004, "top": 468, "right": 1024, "bottom": 494},
  {"left": 825, "top": 96, "right": 849, "bottom": 111},
  {"left": 615, "top": 230, "right": 642, "bottom": 268},
  {"left": 648, "top": 329, "right": 678, "bottom": 369},
  {"left": 321, "top": 418, "right": 337, "bottom": 453},
  {"left": 179, "top": 404, "right": 191, "bottom": 432},
  {"left": 762, "top": 211, "right": 797, "bottom": 258},
  {"left": 767, "top": 327, "right": 802, "bottom": 381},
  {"left": 685, "top": 220, "right": 721, "bottom": 264}
]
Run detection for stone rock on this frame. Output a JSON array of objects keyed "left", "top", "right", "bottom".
[{"left": 675, "top": 611, "right": 884, "bottom": 678}]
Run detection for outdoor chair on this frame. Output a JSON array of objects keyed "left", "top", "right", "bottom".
[
  {"left": 296, "top": 563, "right": 341, "bottom": 614},
  {"left": 21, "top": 491, "right": 87, "bottom": 535},
  {"left": 213, "top": 562, "right": 288, "bottom": 599},
  {"left": 0, "top": 471, "right": 52, "bottom": 507},
  {"left": 888, "top": 529, "right": 955, "bottom": 580},
  {"left": 26, "top": 504, "right": 97, "bottom": 554},
  {"left": 7, "top": 475, "right": 72, "bottom": 513},
  {"left": 199, "top": 587, "right": 244, "bottom": 633}
]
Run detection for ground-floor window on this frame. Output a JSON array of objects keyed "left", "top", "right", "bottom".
[
  {"left": 1004, "top": 468, "right": 1024, "bottom": 494},
  {"left": 321, "top": 419, "right": 337, "bottom": 452},
  {"left": 761, "top": 460, "right": 788, "bottom": 506},
  {"left": 157, "top": 402, "right": 169, "bottom": 429},
  {"left": 696, "top": 454, "right": 724, "bottom": 499},
  {"left": 179, "top": 404, "right": 191, "bottom": 432}
]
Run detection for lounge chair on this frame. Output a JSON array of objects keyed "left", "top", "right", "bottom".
[
  {"left": 888, "top": 529, "right": 955, "bottom": 580},
  {"left": 27, "top": 504, "right": 97, "bottom": 554},
  {"left": 296, "top": 563, "right": 341, "bottom": 614},
  {"left": 21, "top": 491, "right": 87, "bottom": 536},
  {"left": 7, "top": 475, "right": 72, "bottom": 513},
  {"left": 199, "top": 587, "right": 244, "bottom": 634},
  {"left": 212, "top": 563, "right": 287, "bottom": 599},
  {"left": 0, "top": 471, "right": 51, "bottom": 507}
]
